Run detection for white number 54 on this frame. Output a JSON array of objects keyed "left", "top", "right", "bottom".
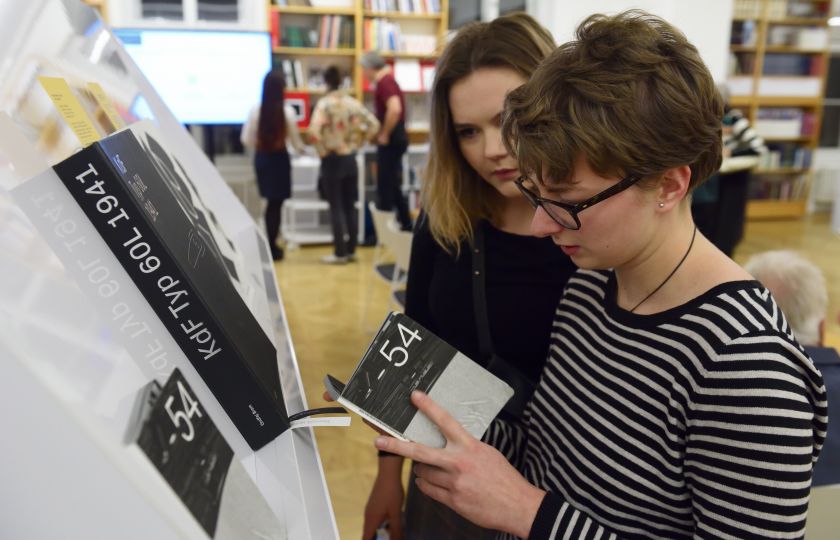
[
  {"left": 164, "top": 380, "right": 203, "bottom": 443},
  {"left": 379, "top": 322, "right": 422, "bottom": 367}
]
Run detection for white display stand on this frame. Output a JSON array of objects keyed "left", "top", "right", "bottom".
[{"left": 0, "top": 1, "right": 338, "bottom": 538}]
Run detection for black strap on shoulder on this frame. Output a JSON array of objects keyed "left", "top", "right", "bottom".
[
  {"left": 470, "top": 221, "right": 537, "bottom": 420},
  {"left": 471, "top": 221, "right": 495, "bottom": 361}
]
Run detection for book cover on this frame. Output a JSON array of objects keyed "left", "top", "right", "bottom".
[
  {"left": 128, "top": 369, "right": 286, "bottom": 539},
  {"left": 328, "top": 312, "right": 513, "bottom": 448},
  {"left": 52, "top": 122, "right": 289, "bottom": 450}
]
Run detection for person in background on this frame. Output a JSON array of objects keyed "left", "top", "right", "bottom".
[
  {"left": 373, "top": 11, "right": 827, "bottom": 539},
  {"left": 360, "top": 50, "right": 413, "bottom": 231},
  {"left": 363, "top": 13, "right": 576, "bottom": 540},
  {"left": 745, "top": 250, "right": 837, "bottom": 489},
  {"left": 241, "top": 69, "right": 305, "bottom": 261},
  {"left": 692, "top": 83, "right": 766, "bottom": 256},
  {"left": 308, "top": 66, "right": 380, "bottom": 264}
]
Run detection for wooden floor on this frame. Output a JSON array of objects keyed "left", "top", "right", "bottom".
[{"left": 274, "top": 213, "right": 840, "bottom": 540}]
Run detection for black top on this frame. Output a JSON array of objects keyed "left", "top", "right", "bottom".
[{"left": 404, "top": 216, "right": 577, "bottom": 383}]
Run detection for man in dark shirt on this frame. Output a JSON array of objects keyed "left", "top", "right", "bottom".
[{"left": 361, "top": 50, "right": 412, "bottom": 231}]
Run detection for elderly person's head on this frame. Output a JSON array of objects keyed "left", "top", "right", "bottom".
[
  {"left": 745, "top": 250, "right": 828, "bottom": 347},
  {"left": 360, "top": 50, "right": 386, "bottom": 82}
]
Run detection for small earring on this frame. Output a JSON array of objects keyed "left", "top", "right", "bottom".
[{"left": 658, "top": 202, "right": 665, "bottom": 208}]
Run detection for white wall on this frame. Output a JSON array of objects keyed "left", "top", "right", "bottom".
[{"left": 527, "top": 0, "right": 734, "bottom": 82}]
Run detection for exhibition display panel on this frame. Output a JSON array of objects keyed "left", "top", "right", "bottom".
[{"left": 0, "top": 1, "right": 338, "bottom": 538}]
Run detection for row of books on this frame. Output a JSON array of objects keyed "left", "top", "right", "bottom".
[
  {"left": 757, "top": 144, "right": 813, "bottom": 169},
  {"left": 754, "top": 108, "right": 816, "bottom": 137},
  {"left": 748, "top": 176, "right": 807, "bottom": 201},
  {"left": 365, "top": 0, "right": 441, "bottom": 13},
  {"left": 734, "top": 0, "right": 829, "bottom": 20},
  {"left": 277, "top": 58, "right": 306, "bottom": 89},
  {"left": 729, "top": 54, "right": 824, "bottom": 77},
  {"left": 363, "top": 18, "right": 436, "bottom": 53},
  {"left": 275, "top": 59, "right": 352, "bottom": 91},
  {"left": 270, "top": 13, "right": 354, "bottom": 49},
  {"left": 731, "top": 20, "right": 757, "bottom": 46},
  {"left": 762, "top": 53, "right": 823, "bottom": 76},
  {"left": 767, "top": 25, "right": 828, "bottom": 48}
]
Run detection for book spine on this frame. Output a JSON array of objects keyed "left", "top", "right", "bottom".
[{"left": 53, "top": 146, "right": 287, "bottom": 450}]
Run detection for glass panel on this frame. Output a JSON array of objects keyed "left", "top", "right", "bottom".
[
  {"left": 0, "top": 2, "right": 336, "bottom": 537},
  {"left": 141, "top": 0, "right": 184, "bottom": 20},
  {"left": 198, "top": 0, "right": 238, "bottom": 22}
]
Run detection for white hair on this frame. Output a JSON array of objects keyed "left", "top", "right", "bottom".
[{"left": 744, "top": 250, "right": 827, "bottom": 347}]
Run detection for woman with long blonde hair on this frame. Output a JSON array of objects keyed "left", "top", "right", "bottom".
[{"left": 364, "top": 13, "right": 576, "bottom": 540}]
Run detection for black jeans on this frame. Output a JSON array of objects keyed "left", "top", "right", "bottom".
[
  {"left": 376, "top": 124, "right": 412, "bottom": 231},
  {"left": 320, "top": 154, "right": 358, "bottom": 257}
]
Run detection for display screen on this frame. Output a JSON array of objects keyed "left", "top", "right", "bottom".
[{"left": 114, "top": 29, "right": 270, "bottom": 125}]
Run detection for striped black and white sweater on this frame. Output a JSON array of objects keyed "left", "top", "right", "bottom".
[{"left": 487, "top": 270, "right": 827, "bottom": 539}]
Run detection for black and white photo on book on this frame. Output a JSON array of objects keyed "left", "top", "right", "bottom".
[
  {"left": 126, "top": 368, "right": 287, "bottom": 539},
  {"left": 325, "top": 312, "right": 513, "bottom": 448}
]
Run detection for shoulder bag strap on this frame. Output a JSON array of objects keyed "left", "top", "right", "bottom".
[{"left": 471, "top": 221, "right": 494, "bottom": 363}]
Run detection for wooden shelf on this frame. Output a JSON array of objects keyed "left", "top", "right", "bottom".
[
  {"left": 377, "top": 50, "right": 437, "bottom": 59},
  {"left": 754, "top": 167, "right": 808, "bottom": 174},
  {"left": 750, "top": 96, "right": 821, "bottom": 106},
  {"left": 364, "top": 11, "right": 442, "bottom": 19},
  {"left": 764, "top": 45, "right": 826, "bottom": 54},
  {"left": 271, "top": 6, "right": 356, "bottom": 16},
  {"left": 746, "top": 199, "right": 807, "bottom": 219},
  {"left": 729, "top": 1, "right": 827, "bottom": 220},
  {"left": 273, "top": 46, "right": 356, "bottom": 56},
  {"left": 762, "top": 135, "right": 814, "bottom": 142},
  {"left": 286, "top": 87, "right": 327, "bottom": 94},
  {"left": 267, "top": 0, "right": 448, "bottom": 144},
  {"left": 767, "top": 17, "right": 829, "bottom": 25}
]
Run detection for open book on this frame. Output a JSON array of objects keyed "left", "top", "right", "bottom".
[{"left": 325, "top": 312, "right": 513, "bottom": 448}]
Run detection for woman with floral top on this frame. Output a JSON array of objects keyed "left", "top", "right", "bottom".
[{"left": 308, "top": 66, "right": 380, "bottom": 264}]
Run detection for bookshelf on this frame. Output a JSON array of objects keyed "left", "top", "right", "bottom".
[
  {"left": 727, "top": 0, "right": 831, "bottom": 219},
  {"left": 265, "top": 0, "right": 446, "bottom": 246},
  {"left": 267, "top": 0, "right": 448, "bottom": 143}
]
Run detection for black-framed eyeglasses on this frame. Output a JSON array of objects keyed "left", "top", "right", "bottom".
[{"left": 515, "top": 173, "right": 642, "bottom": 230}]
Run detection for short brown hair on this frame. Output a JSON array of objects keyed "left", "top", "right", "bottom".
[
  {"left": 423, "top": 12, "right": 556, "bottom": 253},
  {"left": 502, "top": 10, "right": 722, "bottom": 192}
]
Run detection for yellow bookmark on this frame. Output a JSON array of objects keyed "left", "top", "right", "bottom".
[
  {"left": 87, "top": 81, "right": 126, "bottom": 131},
  {"left": 37, "top": 76, "right": 101, "bottom": 147}
]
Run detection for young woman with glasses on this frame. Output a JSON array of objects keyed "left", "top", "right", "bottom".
[
  {"left": 362, "top": 13, "right": 577, "bottom": 540},
  {"left": 374, "top": 11, "right": 827, "bottom": 539}
]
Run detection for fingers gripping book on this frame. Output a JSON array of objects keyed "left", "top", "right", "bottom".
[{"left": 325, "top": 312, "right": 514, "bottom": 448}]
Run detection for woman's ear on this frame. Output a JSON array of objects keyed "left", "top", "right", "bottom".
[{"left": 656, "top": 165, "right": 692, "bottom": 211}]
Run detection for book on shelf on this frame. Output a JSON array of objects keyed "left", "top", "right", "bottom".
[
  {"left": 127, "top": 368, "right": 286, "bottom": 539},
  {"left": 748, "top": 176, "right": 807, "bottom": 201},
  {"left": 324, "top": 312, "right": 513, "bottom": 448},
  {"left": 51, "top": 121, "right": 290, "bottom": 450},
  {"left": 274, "top": 15, "right": 353, "bottom": 49},
  {"left": 366, "top": 0, "right": 440, "bottom": 13}
]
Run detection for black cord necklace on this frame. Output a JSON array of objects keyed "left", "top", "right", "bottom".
[{"left": 629, "top": 225, "right": 698, "bottom": 313}]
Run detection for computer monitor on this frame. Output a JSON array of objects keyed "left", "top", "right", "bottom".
[{"left": 114, "top": 28, "right": 271, "bottom": 125}]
